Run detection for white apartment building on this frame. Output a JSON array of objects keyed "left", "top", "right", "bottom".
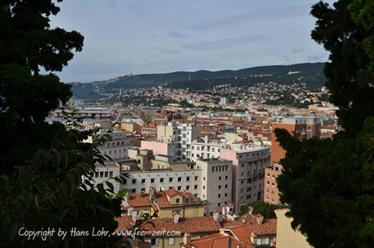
[
  {"left": 220, "top": 145, "right": 270, "bottom": 214},
  {"left": 122, "top": 167, "right": 201, "bottom": 197},
  {"left": 190, "top": 137, "right": 224, "bottom": 162},
  {"left": 92, "top": 161, "right": 121, "bottom": 193},
  {"left": 196, "top": 159, "right": 233, "bottom": 214},
  {"left": 97, "top": 131, "right": 135, "bottom": 161},
  {"left": 156, "top": 122, "right": 201, "bottom": 161}
]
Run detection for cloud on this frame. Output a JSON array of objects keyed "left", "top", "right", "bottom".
[
  {"left": 183, "top": 34, "right": 270, "bottom": 51},
  {"left": 190, "top": 4, "right": 310, "bottom": 31},
  {"left": 167, "top": 30, "right": 186, "bottom": 39}
]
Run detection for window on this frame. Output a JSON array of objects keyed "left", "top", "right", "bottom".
[
  {"left": 218, "top": 194, "right": 221, "bottom": 198},
  {"left": 186, "top": 185, "right": 190, "bottom": 190},
  {"left": 225, "top": 184, "right": 228, "bottom": 188},
  {"left": 169, "top": 178, "right": 173, "bottom": 182},
  {"left": 186, "top": 176, "right": 190, "bottom": 181},
  {"left": 160, "top": 178, "right": 164, "bottom": 183},
  {"left": 95, "top": 172, "right": 99, "bottom": 178},
  {"left": 132, "top": 179, "right": 136, "bottom": 184},
  {"left": 100, "top": 171, "right": 104, "bottom": 178},
  {"left": 225, "top": 193, "right": 228, "bottom": 197},
  {"left": 109, "top": 171, "right": 113, "bottom": 178},
  {"left": 218, "top": 185, "right": 221, "bottom": 189},
  {"left": 141, "top": 179, "right": 146, "bottom": 183},
  {"left": 218, "top": 176, "right": 221, "bottom": 180},
  {"left": 177, "top": 186, "right": 181, "bottom": 190},
  {"left": 225, "top": 176, "right": 228, "bottom": 180},
  {"left": 141, "top": 188, "right": 145, "bottom": 192},
  {"left": 195, "top": 176, "right": 198, "bottom": 180},
  {"left": 151, "top": 178, "right": 155, "bottom": 183},
  {"left": 176, "top": 199, "right": 180, "bottom": 204},
  {"left": 168, "top": 238, "right": 175, "bottom": 245},
  {"left": 151, "top": 238, "right": 159, "bottom": 246},
  {"left": 178, "top": 177, "right": 182, "bottom": 182},
  {"left": 132, "top": 189, "right": 136, "bottom": 193},
  {"left": 194, "top": 185, "right": 198, "bottom": 189}
]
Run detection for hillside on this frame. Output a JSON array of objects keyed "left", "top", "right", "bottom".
[{"left": 71, "top": 62, "right": 326, "bottom": 100}]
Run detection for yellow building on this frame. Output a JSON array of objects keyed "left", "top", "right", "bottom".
[
  {"left": 121, "top": 121, "right": 139, "bottom": 132},
  {"left": 275, "top": 208, "right": 313, "bottom": 248},
  {"left": 122, "top": 188, "right": 206, "bottom": 219},
  {"left": 118, "top": 188, "right": 212, "bottom": 248}
]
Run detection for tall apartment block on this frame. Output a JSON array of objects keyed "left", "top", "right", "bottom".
[
  {"left": 220, "top": 145, "right": 271, "bottom": 214},
  {"left": 265, "top": 114, "right": 321, "bottom": 205},
  {"left": 152, "top": 122, "right": 201, "bottom": 161}
]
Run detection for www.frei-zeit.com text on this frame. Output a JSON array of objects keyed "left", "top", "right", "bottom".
[{"left": 18, "top": 227, "right": 182, "bottom": 241}]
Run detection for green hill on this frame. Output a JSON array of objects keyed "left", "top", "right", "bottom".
[{"left": 71, "top": 62, "right": 326, "bottom": 100}]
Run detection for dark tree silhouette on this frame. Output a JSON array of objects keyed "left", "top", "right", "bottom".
[
  {"left": 275, "top": 1, "right": 374, "bottom": 247},
  {"left": 0, "top": 1, "right": 122, "bottom": 247}
]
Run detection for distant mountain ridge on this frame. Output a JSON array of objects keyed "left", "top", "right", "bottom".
[{"left": 71, "top": 62, "right": 326, "bottom": 100}]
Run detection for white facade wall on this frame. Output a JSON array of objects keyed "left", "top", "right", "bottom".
[
  {"left": 196, "top": 159, "right": 233, "bottom": 214},
  {"left": 92, "top": 162, "right": 121, "bottom": 194},
  {"left": 156, "top": 122, "right": 201, "bottom": 162},
  {"left": 176, "top": 123, "right": 201, "bottom": 161},
  {"left": 98, "top": 132, "right": 134, "bottom": 161},
  {"left": 123, "top": 169, "right": 201, "bottom": 196},
  {"left": 190, "top": 140, "right": 224, "bottom": 162}
]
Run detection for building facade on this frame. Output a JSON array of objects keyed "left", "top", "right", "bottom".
[
  {"left": 196, "top": 159, "right": 233, "bottom": 214},
  {"left": 220, "top": 145, "right": 270, "bottom": 214}
]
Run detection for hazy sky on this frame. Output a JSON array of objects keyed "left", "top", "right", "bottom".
[{"left": 51, "top": 0, "right": 333, "bottom": 82}]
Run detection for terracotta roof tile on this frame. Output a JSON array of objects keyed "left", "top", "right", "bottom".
[{"left": 115, "top": 216, "right": 221, "bottom": 235}]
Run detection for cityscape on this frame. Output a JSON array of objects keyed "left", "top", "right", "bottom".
[{"left": 1, "top": 0, "right": 373, "bottom": 248}]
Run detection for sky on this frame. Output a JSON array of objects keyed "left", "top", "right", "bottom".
[{"left": 50, "top": 0, "right": 334, "bottom": 83}]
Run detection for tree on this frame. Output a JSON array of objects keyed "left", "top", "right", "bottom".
[
  {"left": 0, "top": 1, "right": 122, "bottom": 247},
  {"left": 275, "top": 1, "right": 374, "bottom": 247}
]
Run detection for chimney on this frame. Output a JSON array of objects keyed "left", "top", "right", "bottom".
[
  {"left": 131, "top": 211, "right": 138, "bottom": 223},
  {"left": 256, "top": 215, "right": 264, "bottom": 225},
  {"left": 213, "top": 212, "right": 219, "bottom": 221},
  {"left": 228, "top": 237, "right": 232, "bottom": 248},
  {"left": 248, "top": 206, "right": 254, "bottom": 215},
  {"left": 173, "top": 214, "right": 180, "bottom": 224},
  {"left": 182, "top": 233, "right": 191, "bottom": 245}
]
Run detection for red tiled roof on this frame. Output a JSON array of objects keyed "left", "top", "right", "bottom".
[
  {"left": 122, "top": 190, "right": 205, "bottom": 211},
  {"left": 115, "top": 216, "right": 221, "bottom": 235},
  {"left": 184, "top": 215, "right": 277, "bottom": 248}
]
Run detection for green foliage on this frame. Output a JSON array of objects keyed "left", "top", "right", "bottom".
[
  {"left": 311, "top": 0, "right": 374, "bottom": 132},
  {"left": 275, "top": 2, "right": 374, "bottom": 247},
  {"left": 0, "top": 1, "right": 122, "bottom": 247},
  {"left": 275, "top": 118, "right": 374, "bottom": 247},
  {"left": 240, "top": 202, "right": 285, "bottom": 219}
]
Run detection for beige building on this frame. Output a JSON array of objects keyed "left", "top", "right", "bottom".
[
  {"left": 275, "top": 208, "right": 313, "bottom": 248},
  {"left": 121, "top": 121, "right": 139, "bottom": 132}
]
